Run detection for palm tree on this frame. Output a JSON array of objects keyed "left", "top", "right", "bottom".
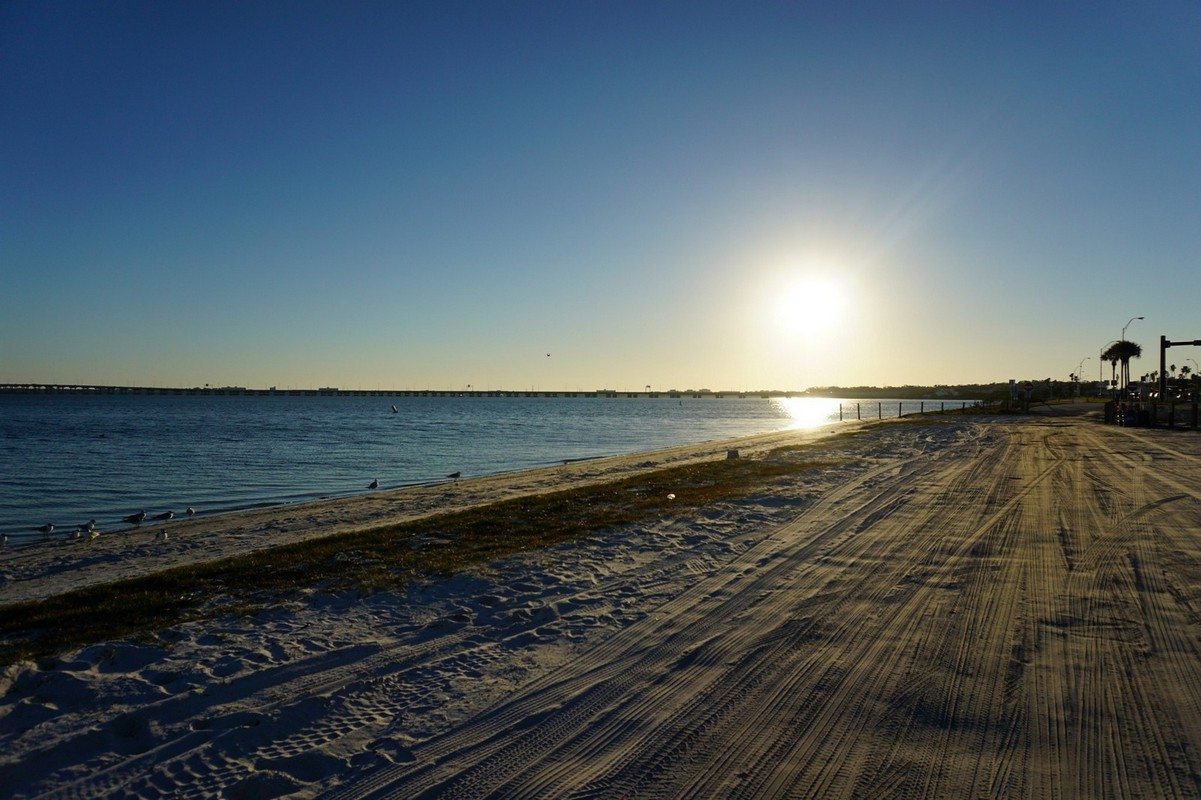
[
  {"left": 1101, "top": 340, "right": 1142, "bottom": 394},
  {"left": 1101, "top": 343, "right": 1120, "bottom": 391}
]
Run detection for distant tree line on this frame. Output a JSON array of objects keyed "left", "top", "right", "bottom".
[{"left": 802, "top": 384, "right": 1016, "bottom": 401}]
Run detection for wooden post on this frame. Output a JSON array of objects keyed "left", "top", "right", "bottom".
[
  {"left": 920, "top": 401, "right": 924, "bottom": 414},
  {"left": 857, "top": 403, "right": 861, "bottom": 420},
  {"left": 878, "top": 402, "right": 882, "bottom": 419},
  {"left": 839, "top": 403, "right": 843, "bottom": 421},
  {"left": 941, "top": 402, "right": 945, "bottom": 413},
  {"left": 898, "top": 401, "right": 903, "bottom": 418}
]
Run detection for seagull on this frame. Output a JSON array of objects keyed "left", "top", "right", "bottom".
[
  {"left": 88, "top": 529, "right": 100, "bottom": 543},
  {"left": 154, "top": 511, "right": 174, "bottom": 521},
  {"left": 72, "top": 530, "right": 82, "bottom": 541},
  {"left": 155, "top": 529, "right": 168, "bottom": 541},
  {"left": 186, "top": 507, "right": 196, "bottom": 517},
  {"left": 447, "top": 471, "right": 461, "bottom": 483},
  {"left": 33, "top": 523, "right": 54, "bottom": 535},
  {"left": 76, "top": 519, "right": 97, "bottom": 533},
  {"left": 1, "top": 532, "right": 7, "bottom": 547},
  {"left": 124, "top": 511, "right": 147, "bottom": 525},
  {"left": 367, "top": 479, "right": 379, "bottom": 490}
]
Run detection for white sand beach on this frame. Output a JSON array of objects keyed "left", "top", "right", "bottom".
[{"left": 4, "top": 410, "right": 1201, "bottom": 798}]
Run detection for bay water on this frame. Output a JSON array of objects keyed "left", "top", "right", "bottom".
[{"left": 0, "top": 394, "right": 970, "bottom": 545}]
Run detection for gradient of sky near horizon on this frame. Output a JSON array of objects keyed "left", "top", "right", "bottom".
[{"left": 3, "top": 2, "right": 1199, "bottom": 391}]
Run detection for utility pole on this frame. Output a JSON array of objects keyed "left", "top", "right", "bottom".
[{"left": 1161, "top": 336, "right": 1201, "bottom": 398}]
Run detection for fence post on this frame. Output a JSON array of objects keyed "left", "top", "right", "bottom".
[
  {"left": 878, "top": 402, "right": 882, "bottom": 419},
  {"left": 839, "top": 403, "right": 843, "bottom": 421},
  {"left": 857, "top": 403, "right": 861, "bottom": 420},
  {"left": 898, "top": 401, "right": 903, "bottom": 418},
  {"left": 920, "top": 401, "right": 924, "bottom": 414}
]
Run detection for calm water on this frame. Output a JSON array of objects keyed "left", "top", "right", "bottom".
[{"left": 0, "top": 394, "right": 971, "bottom": 545}]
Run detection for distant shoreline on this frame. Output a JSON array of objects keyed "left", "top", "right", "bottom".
[{"left": 0, "top": 382, "right": 992, "bottom": 400}]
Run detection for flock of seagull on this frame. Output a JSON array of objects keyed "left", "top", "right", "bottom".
[
  {"left": 11, "top": 507, "right": 199, "bottom": 547},
  {"left": 9, "top": 469, "right": 467, "bottom": 549}
]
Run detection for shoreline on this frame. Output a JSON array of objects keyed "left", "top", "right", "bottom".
[
  {"left": 2, "top": 395, "right": 986, "bottom": 543},
  {"left": 0, "top": 419, "right": 873, "bottom": 606}
]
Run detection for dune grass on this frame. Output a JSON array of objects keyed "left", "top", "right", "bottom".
[{"left": 0, "top": 446, "right": 841, "bottom": 667}]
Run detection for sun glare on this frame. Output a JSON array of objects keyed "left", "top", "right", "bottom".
[
  {"left": 773, "top": 277, "right": 847, "bottom": 338},
  {"left": 773, "top": 397, "right": 844, "bottom": 429}
]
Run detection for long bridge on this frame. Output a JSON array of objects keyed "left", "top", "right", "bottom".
[{"left": 0, "top": 383, "right": 806, "bottom": 399}]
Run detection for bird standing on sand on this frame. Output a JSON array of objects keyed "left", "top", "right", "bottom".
[
  {"left": 154, "top": 511, "right": 174, "bottom": 521},
  {"left": 77, "top": 519, "right": 96, "bottom": 533},
  {"left": 447, "top": 471, "right": 461, "bottom": 483},
  {"left": 156, "top": 529, "right": 168, "bottom": 541},
  {"left": 367, "top": 479, "right": 379, "bottom": 490},
  {"left": 124, "top": 511, "right": 147, "bottom": 525},
  {"left": 186, "top": 507, "right": 196, "bottom": 517},
  {"left": 34, "top": 523, "right": 55, "bottom": 535}
]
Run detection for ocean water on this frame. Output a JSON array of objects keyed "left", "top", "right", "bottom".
[{"left": 0, "top": 394, "right": 972, "bottom": 545}]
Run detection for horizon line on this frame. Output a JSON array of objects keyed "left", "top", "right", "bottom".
[{"left": 0, "top": 381, "right": 1002, "bottom": 397}]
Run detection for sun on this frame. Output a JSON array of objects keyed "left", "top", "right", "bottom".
[{"left": 773, "top": 277, "right": 847, "bottom": 338}]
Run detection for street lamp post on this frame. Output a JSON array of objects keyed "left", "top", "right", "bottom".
[
  {"left": 1076, "top": 357, "right": 1091, "bottom": 397},
  {"left": 1122, "top": 315, "right": 1144, "bottom": 341}
]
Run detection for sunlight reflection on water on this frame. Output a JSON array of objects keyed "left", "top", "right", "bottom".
[{"left": 771, "top": 397, "right": 845, "bottom": 429}]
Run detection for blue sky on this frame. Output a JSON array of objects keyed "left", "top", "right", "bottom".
[{"left": 3, "top": 2, "right": 1198, "bottom": 390}]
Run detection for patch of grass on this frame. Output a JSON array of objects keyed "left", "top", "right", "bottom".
[{"left": 0, "top": 452, "right": 839, "bottom": 667}]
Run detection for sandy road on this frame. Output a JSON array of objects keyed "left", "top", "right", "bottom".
[{"left": 322, "top": 415, "right": 1201, "bottom": 799}]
